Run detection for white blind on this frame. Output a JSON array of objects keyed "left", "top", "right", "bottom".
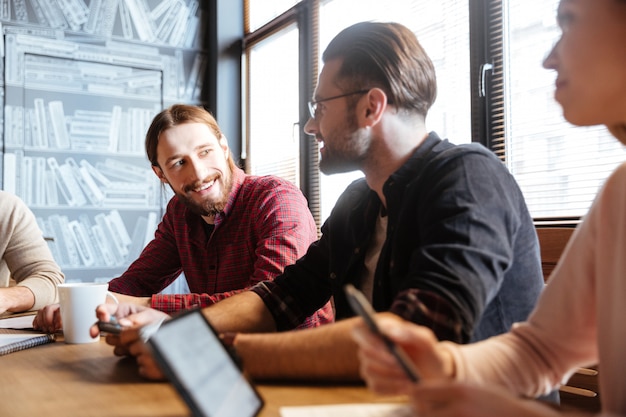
[
  {"left": 247, "top": 0, "right": 300, "bottom": 32},
  {"left": 504, "top": 0, "right": 626, "bottom": 218},
  {"left": 246, "top": 24, "right": 301, "bottom": 186}
]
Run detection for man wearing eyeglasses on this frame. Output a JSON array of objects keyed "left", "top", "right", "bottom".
[{"left": 90, "top": 21, "right": 545, "bottom": 383}]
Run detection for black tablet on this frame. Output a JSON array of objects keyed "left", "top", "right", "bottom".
[{"left": 147, "top": 309, "right": 264, "bottom": 417}]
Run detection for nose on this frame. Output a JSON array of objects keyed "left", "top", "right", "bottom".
[
  {"left": 543, "top": 39, "right": 560, "bottom": 70},
  {"left": 188, "top": 156, "right": 208, "bottom": 182},
  {"left": 303, "top": 117, "right": 317, "bottom": 137}
]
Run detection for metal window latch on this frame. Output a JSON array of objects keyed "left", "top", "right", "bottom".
[{"left": 479, "top": 62, "right": 494, "bottom": 97}]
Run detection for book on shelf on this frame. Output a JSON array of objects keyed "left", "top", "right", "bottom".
[
  {"left": 125, "top": 0, "right": 157, "bottom": 43},
  {"left": 56, "top": 0, "right": 89, "bottom": 32},
  {"left": 3, "top": 152, "right": 19, "bottom": 195},
  {"left": 68, "top": 219, "right": 97, "bottom": 267},
  {"left": 48, "top": 100, "right": 71, "bottom": 150}
]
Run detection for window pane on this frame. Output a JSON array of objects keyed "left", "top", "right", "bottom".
[
  {"left": 247, "top": 25, "right": 300, "bottom": 185},
  {"left": 248, "top": 0, "right": 300, "bottom": 32},
  {"left": 505, "top": 0, "right": 626, "bottom": 217},
  {"left": 318, "top": 0, "right": 471, "bottom": 221}
]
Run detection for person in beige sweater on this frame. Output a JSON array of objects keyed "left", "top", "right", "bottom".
[{"left": 0, "top": 190, "right": 64, "bottom": 314}]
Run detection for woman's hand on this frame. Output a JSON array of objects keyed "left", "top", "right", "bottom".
[
  {"left": 409, "top": 381, "right": 562, "bottom": 417},
  {"left": 351, "top": 313, "right": 454, "bottom": 395}
]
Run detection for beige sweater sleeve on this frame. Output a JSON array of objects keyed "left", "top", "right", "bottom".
[{"left": 0, "top": 191, "right": 64, "bottom": 310}]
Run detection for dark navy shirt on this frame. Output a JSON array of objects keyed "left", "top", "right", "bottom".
[{"left": 253, "top": 132, "right": 544, "bottom": 344}]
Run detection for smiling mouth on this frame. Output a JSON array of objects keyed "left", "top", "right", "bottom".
[
  {"left": 195, "top": 179, "right": 215, "bottom": 192},
  {"left": 186, "top": 177, "right": 217, "bottom": 194}
]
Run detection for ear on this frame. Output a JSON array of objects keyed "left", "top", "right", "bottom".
[
  {"left": 360, "top": 88, "right": 388, "bottom": 127},
  {"left": 152, "top": 166, "right": 168, "bottom": 183}
]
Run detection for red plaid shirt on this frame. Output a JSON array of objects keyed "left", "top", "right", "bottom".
[{"left": 108, "top": 168, "right": 333, "bottom": 327}]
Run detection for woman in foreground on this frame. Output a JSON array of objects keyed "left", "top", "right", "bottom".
[{"left": 352, "top": 0, "right": 626, "bottom": 416}]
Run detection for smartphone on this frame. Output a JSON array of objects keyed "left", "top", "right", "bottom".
[
  {"left": 97, "top": 319, "right": 123, "bottom": 334},
  {"left": 344, "top": 283, "right": 420, "bottom": 382}
]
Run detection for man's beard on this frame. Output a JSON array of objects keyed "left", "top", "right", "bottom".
[
  {"left": 175, "top": 173, "right": 233, "bottom": 217},
  {"left": 319, "top": 111, "right": 370, "bottom": 175}
]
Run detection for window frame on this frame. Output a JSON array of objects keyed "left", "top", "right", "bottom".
[{"left": 237, "top": 0, "right": 582, "bottom": 227}]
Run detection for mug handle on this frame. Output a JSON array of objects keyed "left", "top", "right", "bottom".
[{"left": 106, "top": 291, "right": 119, "bottom": 305}]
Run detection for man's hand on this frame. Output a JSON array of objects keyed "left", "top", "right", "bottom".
[
  {"left": 33, "top": 291, "right": 128, "bottom": 333},
  {"left": 33, "top": 303, "right": 62, "bottom": 333},
  {"left": 89, "top": 302, "right": 170, "bottom": 380}
]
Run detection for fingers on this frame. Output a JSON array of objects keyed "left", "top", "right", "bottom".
[
  {"left": 374, "top": 317, "right": 452, "bottom": 380},
  {"left": 353, "top": 313, "right": 456, "bottom": 399},
  {"left": 92, "top": 311, "right": 166, "bottom": 382},
  {"left": 134, "top": 347, "right": 165, "bottom": 380},
  {"left": 353, "top": 317, "right": 417, "bottom": 395},
  {"left": 122, "top": 335, "right": 165, "bottom": 380},
  {"left": 89, "top": 322, "right": 101, "bottom": 338},
  {"left": 113, "top": 344, "right": 131, "bottom": 357},
  {"left": 95, "top": 303, "right": 119, "bottom": 322},
  {"left": 102, "top": 327, "right": 139, "bottom": 358},
  {"left": 96, "top": 303, "right": 169, "bottom": 328},
  {"left": 32, "top": 304, "right": 62, "bottom": 333},
  {"left": 359, "top": 357, "right": 414, "bottom": 394}
]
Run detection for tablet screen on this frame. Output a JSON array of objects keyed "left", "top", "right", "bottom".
[{"left": 148, "top": 309, "right": 263, "bottom": 417}]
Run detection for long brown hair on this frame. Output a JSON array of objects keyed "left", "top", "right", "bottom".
[{"left": 145, "top": 104, "right": 237, "bottom": 170}]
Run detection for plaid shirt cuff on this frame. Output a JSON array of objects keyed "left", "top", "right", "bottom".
[
  {"left": 250, "top": 281, "right": 306, "bottom": 331},
  {"left": 389, "top": 288, "right": 465, "bottom": 343},
  {"left": 151, "top": 294, "right": 199, "bottom": 314}
]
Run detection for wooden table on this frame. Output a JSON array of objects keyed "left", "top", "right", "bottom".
[{"left": 0, "top": 336, "right": 401, "bottom": 416}]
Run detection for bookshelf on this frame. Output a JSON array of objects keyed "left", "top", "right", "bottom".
[{"left": 0, "top": 0, "right": 209, "bottom": 284}]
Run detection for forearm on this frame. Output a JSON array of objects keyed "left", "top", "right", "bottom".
[
  {"left": 444, "top": 328, "right": 566, "bottom": 398},
  {"left": 7, "top": 258, "right": 64, "bottom": 309},
  {"left": 202, "top": 291, "right": 277, "bottom": 333},
  {"left": 0, "top": 286, "right": 35, "bottom": 313},
  {"left": 150, "top": 288, "right": 255, "bottom": 314},
  {"left": 233, "top": 318, "right": 362, "bottom": 381},
  {"left": 112, "top": 293, "right": 151, "bottom": 307}
]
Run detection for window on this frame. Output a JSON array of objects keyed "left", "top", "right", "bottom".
[
  {"left": 247, "top": 0, "right": 300, "bottom": 32},
  {"left": 241, "top": 0, "right": 622, "bottom": 227},
  {"left": 502, "top": 0, "right": 626, "bottom": 218},
  {"left": 244, "top": 0, "right": 470, "bottom": 224},
  {"left": 245, "top": 24, "right": 300, "bottom": 185}
]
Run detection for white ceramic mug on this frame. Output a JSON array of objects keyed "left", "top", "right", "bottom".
[{"left": 57, "top": 283, "right": 118, "bottom": 344}]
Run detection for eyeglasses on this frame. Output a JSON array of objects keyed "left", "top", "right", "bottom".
[{"left": 307, "top": 89, "right": 370, "bottom": 120}]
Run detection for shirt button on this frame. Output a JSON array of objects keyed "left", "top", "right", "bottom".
[
  {"left": 354, "top": 248, "right": 360, "bottom": 254},
  {"left": 329, "top": 272, "right": 337, "bottom": 280}
]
